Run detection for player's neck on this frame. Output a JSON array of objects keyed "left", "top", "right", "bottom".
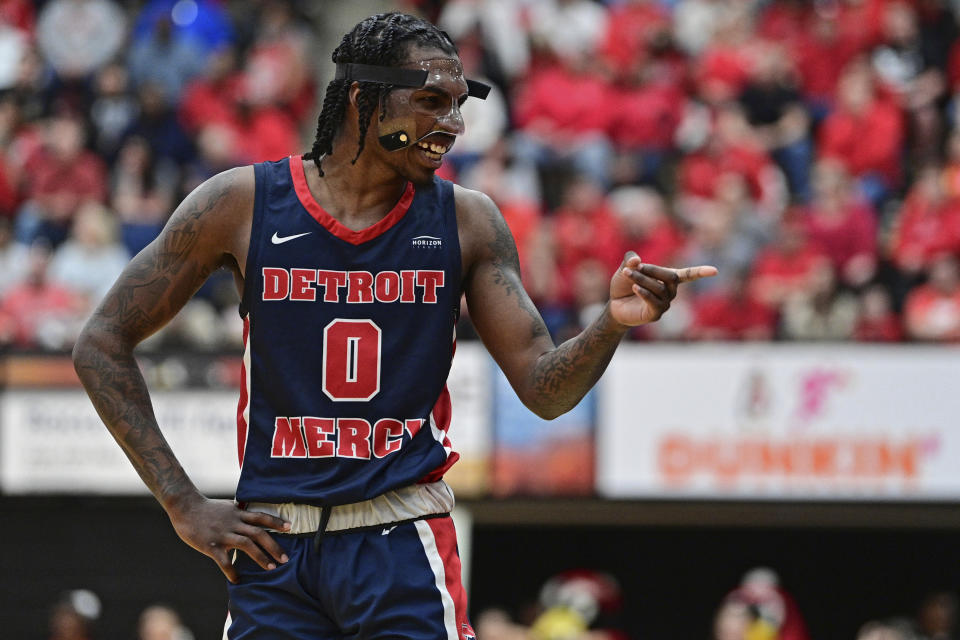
[{"left": 306, "top": 145, "right": 407, "bottom": 229}]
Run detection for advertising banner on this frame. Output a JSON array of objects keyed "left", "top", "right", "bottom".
[
  {"left": 598, "top": 345, "right": 960, "bottom": 500},
  {"left": 0, "top": 390, "right": 241, "bottom": 494},
  {"left": 0, "top": 344, "right": 493, "bottom": 495},
  {"left": 438, "top": 343, "right": 494, "bottom": 497},
  {"left": 492, "top": 366, "right": 596, "bottom": 496}
]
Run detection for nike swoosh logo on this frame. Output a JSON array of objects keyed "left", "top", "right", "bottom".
[{"left": 271, "top": 231, "right": 312, "bottom": 245}]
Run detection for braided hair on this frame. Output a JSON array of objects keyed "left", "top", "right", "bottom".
[{"left": 304, "top": 13, "right": 458, "bottom": 176}]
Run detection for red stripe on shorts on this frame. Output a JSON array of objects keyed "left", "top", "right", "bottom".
[{"left": 427, "top": 517, "right": 473, "bottom": 637}]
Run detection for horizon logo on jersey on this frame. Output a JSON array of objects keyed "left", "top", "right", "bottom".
[
  {"left": 270, "top": 415, "right": 427, "bottom": 460},
  {"left": 262, "top": 268, "right": 445, "bottom": 304},
  {"left": 411, "top": 234, "right": 442, "bottom": 248}
]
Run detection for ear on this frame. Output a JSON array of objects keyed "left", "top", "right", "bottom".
[{"left": 348, "top": 81, "right": 362, "bottom": 110}]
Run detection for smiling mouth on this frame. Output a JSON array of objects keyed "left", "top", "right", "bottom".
[{"left": 414, "top": 133, "right": 455, "bottom": 162}]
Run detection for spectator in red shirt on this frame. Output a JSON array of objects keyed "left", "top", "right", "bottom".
[
  {"left": 1, "top": 58, "right": 44, "bottom": 162},
  {"left": 818, "top": 59, "right": 904, "bottom": 206},
  {"left": 0, "top": 98, "right": 22, "bottom": 216},
  {"left": 609, "top": 57, "right": 686, "bottom": 186},
  {"left": 609, "top": 186, "right": 687, "bottom": 269},
  {"left": 180, "top": 44, "right": 299, "bottom": 165},
  {"left": 889, "top": 163, "right": 960, "bottom": 277},
  {"left": 0, "top": 241, "right": 83, "bottom": 349},
  {"left": 803, "top": 159, "right": 878, "bottom": 287},
  {"left": 458, "top": 141, "right": 543, "bottom": 272},
  {"left": 946, "top": 33, "right": 960, "bottom": 93},
  {"left": 750, "top": 214, "right": 831, "bottom": 309},
  {"left": 904, "top": 253, "right": 960, "bottom": 341},
  {"left": 234, "top": 101, "right": 300, "bottom": 164},
  {"left": 677, "top": 103, "right": 787, "bottom": 219},
  {"left": 17, "top": 113, "right": 107, "bottom": 248},
  {"left": 688, "top": 269, "right": 777, "bottom": 340},
  {"left": 694, "top": 11, "right": 758, "bottom": 105},
  {"left": 551, "top": 174, "right": 624, "bottom": 301},
  {"left": 179, "top": 47, "right": 245, "bottom": 135},
  {"left": 835, "top": 0, "right": 890, "bottom": 56},
  {"left": 854, "top": 284, "right": 903, "bottom": 341},
  {"left": 243, "top": 0, "right": 316, "bottom": 124},
  {"left": 600, "top": 0, "right": 671, "bottom": 76},
  {"left": 512, "top": 51, "right": 615, "bottom": 190},
  {"left": 0, "top": 0, "right": 34, "bottom": 34},
  {"left": 756, "top": 0, "right": 810, "bottom": 47},
  {"left": 0, "top": 152, "right": 17, "bottom": 218},
  {"left": 792, "top": 12, "right": 866, "bottom": 115}
]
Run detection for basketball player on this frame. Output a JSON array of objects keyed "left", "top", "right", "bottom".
[{"left": 73, "top": 13, "right": 716, "bottom": 639}]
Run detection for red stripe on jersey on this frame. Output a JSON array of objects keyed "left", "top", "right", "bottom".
[
  {"left": 236, "top": 316, "right": 250, "bottom": 467},
  {"left": 421, "top": 384, "right": 458, "bottom": 482},
  {"left": 433, "top": 385, "right": 452, "bottom": 436},
  {"left": 290, "top": 155, "right": 415, "bottom": 245},
  {"left": 427, "top": 517, "right": 473, "bottom": 637}
]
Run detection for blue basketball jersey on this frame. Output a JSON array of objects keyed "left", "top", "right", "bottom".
[{"left": 234, "top": 156, "right": 462, "bottom": 506}]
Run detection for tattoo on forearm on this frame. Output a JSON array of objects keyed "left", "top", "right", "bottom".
[
  {"left": 529, "top": 307, "right": 624, "bottom": 414},
  {"left": 74, "top": 175, "right": 234, "bottom": 505}
]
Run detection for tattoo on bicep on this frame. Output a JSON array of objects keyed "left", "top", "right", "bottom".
[
  {"left": 483, "top": 205, "right": 549, "bottom": 341},
  {"left": 100, "top": 175, "right": 230, "bottom": 330},
  {"left": 486, "top": 208, "right": 521, "bottom": 298}
]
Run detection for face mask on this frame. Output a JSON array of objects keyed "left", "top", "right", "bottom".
[{"left": 335, "top": 58, "right": 491, "bottom": 151}]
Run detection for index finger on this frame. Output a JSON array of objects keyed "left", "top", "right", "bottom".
[
  {"left": 674, "top": 265, "right": 718, "bottom": 282},
  {"left": 239, "top": 524, "right": 290, "bottom": 565},
  {"left": 241, "top": 509, "right": 292, "bottom": 532}
]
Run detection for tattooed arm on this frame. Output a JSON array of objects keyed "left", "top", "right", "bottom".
[
  {"left": 72, "top": 168, "right": 290, "bottom": 582},
  {"left": 456, "top": 186, "right": 716, "bottom": 420}
]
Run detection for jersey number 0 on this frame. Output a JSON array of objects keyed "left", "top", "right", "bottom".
[{"left": 322, "top": 319, "right": 382, "bottom": 401}]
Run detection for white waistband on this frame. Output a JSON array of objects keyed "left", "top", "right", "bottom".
[{"left": 243, "top": 480, "right": 455, "bottom": 535}]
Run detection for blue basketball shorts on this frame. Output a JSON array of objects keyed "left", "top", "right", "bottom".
[{"left": 223, "top": 514, "right": 475, "bottom": 639}]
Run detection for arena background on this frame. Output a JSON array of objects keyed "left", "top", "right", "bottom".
[{"left": 2, "top": 1, "right": 960, "bottom": 639}]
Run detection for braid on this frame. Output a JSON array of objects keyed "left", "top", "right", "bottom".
[
  {"left": 303, "top": 12, "right": 458, "bottom": 176},
  {"left": 352, "top": 86, "right": 379, "bottom": 164},
  {"left": 304, "top": 79, "right": 348, "bottom": 171}
]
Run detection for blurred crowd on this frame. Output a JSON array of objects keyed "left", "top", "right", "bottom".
[
  {"left": 0, "top": 0, "right": 315, "bottom": 351},
  {"left": 710, "top": 568, "right": 958, "bottom": 640},
  {"left": 47, "top": 590, "right": 193, "bottom": 640},
  {"left": 436, "top": 0, "right": 960, "bottom": 343},
  {"left": 3, "top": 0, "right": 960, "bottom": 351},
  {"left": 472, "top": 567, "right": 959, "bottom": 640},
  {"left": 40, "top": 572, "right": 960, "bottom": 639}
]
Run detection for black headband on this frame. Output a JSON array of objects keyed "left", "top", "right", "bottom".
[{"left": 334, "top": 62, "right": 491, "bottom": 99}]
